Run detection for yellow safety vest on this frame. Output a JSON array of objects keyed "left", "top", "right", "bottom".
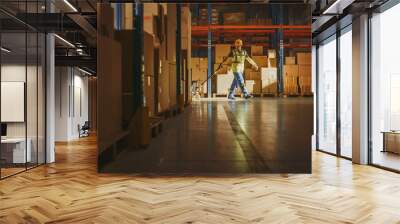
[{"left": 230, "top": 49, "right": 248, "bottom": 73}]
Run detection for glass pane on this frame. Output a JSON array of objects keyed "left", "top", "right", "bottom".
[
  {"left": 27, "top": 31, "right": 38, "bottom": 169},
  {"left": 317, "top": 37, "right": 337, "bottom": 154},
  {"left": 340, "top": 29, "right": 352, "bottom": 158},
  {"left": 371, "top": 5, "right": 400, "bottom": 171},
  {"left": 1, "top": 31, "right": 28, "bottom": 177}
]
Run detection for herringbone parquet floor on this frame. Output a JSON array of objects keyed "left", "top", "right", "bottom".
[{"left": 1, "top": 136, "right": 400, "bottom": 223}]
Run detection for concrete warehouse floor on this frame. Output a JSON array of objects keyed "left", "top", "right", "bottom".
[{"left": 102, "top": 97, "right": 313, "bottom": 173}]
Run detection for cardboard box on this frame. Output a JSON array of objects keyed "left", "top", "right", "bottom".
[
  {"left": 144, "top": 75, "right": 155, "bottom": 116},
  {"left": 192, "top": 57, "right": 200, "bottom": 68},
  {"left": 247, "top": 71, "right": 261, "bottom": 80},
  {"left": 223, "top": 12, "right": 245, "bottom": 25},
  {"left": 285, "top": 57, "right": 296, "bottom": 65},
  {"left": 261, "top": 67, "right": 277, "bottom": 81},
  {"left": 192, "top": 68, "right": 207, "bottom": 81},
  {"left": 215, "top": 44, "right": 231, "bottom": 63},
  {"left": 254, "top": 80, "right": 261, "bottom": 94},
  {"left": 158, "top": 59, "right": 170, "bottom": 112},
  {"left": 252, "top": 56, "right": 268, "bottom": 67},
  {"left": 199, "top": 58, "right": 208, "bottom": 69},
  {"left": 244, "top": 68, "right": 252, "bottom": 79},
  {"left": 123, "top": 3, "right": 134, "bottom": 29},
  {"left": 284, "top": 65, "right": 299, "bottom": 78},
  {"left": 299, "top": 76, "right": 312, "bottom": 96},
  {"left": 261, "top": 68, "right": 277, "bottom": 95},
  {"left": 284, "top": 75, "right": 299, "bottom": 95},
  {"left": 297, "top": 52, "right": 311, "bottom": 65},
  {"left": 298, "top": 64, "right": 311, "bottom": 77},
  {"left": 217, "top": 73, "right": 234, "bottom": 95},
  {"left": 144, "top": 32, "right": 155, "bottom": 115},
  {"left": 245, "top": 80, "right": 261, "bottom": 94},
  {"left": 167, "top": 4, "right": 177, "bottom": 62},
  {"left": 181, "top": 6, "right": 191, "bottom": 39},
  {"left": 251, "top": 45, "right": 264, "bottom": 56},
  {"left": 268, "top": 49, "right": 276, "bottom": 58},
  {"left": 144, "top": 15, "right": 155, "bottom": 35},
  {"left": 144, "top": 3, "right": 159, "bottom": 15},
  {"left": 268, "top": 58, "right": 277, "bottom": 67}
]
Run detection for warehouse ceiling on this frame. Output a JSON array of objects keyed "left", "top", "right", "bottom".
[{"left": 1, "top": 0, "right": 316, "bottom": 75}]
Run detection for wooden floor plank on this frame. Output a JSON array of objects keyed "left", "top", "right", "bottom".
[{"left": 0, "top": 136, "right": 400, "bottom": 223}]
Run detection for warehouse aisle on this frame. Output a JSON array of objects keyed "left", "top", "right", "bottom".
[{"left": 103, "top": 98, "right": 313, "bottom": 173}]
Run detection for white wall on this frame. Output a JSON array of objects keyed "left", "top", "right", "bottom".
[
  {"left": 1, "top": 65, "right": 39, "bottom": 137},
  {"left": 55, "top": 67, "right": 89, "bottom": 141},
  {"left": 1, "top": 63, "right": 46, "bottom": 164}
]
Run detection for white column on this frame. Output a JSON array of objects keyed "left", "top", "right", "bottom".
[
  {"left": 46, "top": 33, "right": 55, "bottom": 163},
  {"left": 352, "top": 14, "right": 369, "bottom": 164},
  {"left": 312, "top": 45, "right": 317, "bottom": 150}
]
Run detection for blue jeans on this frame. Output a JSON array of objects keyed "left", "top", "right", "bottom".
[{"left": 229, "top": 72, "right": 248, "bottom": 96}]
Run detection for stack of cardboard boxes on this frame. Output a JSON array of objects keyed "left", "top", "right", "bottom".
[
  {"left": 281, "top": 52, "right": 312, "bottom": 96},
  {"left": 260, "top": 49, "right": 277, "bottom": 96},
  {"left": 215, "top": 44, "right": 234, "bottom": 95},
  {"left": 192, "top": 57, "right": 208, "bottom": 95},
  {"left": 144, "top": 32, "right": 155, "bottom": 116},
  {"left": 213, "top": 46, "right": 277, "bottom": 96},
  {"left": 297, "top": 52, "right": 312, "bottom": 96},
  {"left": 216, "top": 72, "right": 234, "bottom": 95},
  {"left": 140, "top": 4, "right": 194, "bottom": 113},
  {"left": 213, "top": 45, "right": 271, "bottom": 96},
  {"left": 283, "top": 56, "right": 299, "bottom": 96},
  {"left": 244, "top": 47, "right": 268, "bottom": 95},
  {"left": 282, "top": 52, "right": 312, "bottom": 96},
  {"left": 203, "top": 45, "right": 312, "bottom": 97}
]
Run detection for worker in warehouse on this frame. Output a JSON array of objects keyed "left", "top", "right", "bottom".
[{"left": 226, "top": 39, "right": 259, "bottom": 100}]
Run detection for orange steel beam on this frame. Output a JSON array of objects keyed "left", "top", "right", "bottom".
[
  {"left": 192, "top": 29, "right": 276, "bottom": 35},
  {"left": 192, "top": 25, "right": 311, "bottom": 31},
  {"left": 192, "top": 43, "right": 311, "bottom": 48},
  {"left": 193, "top": 29, "right": 276, "bottom": 33},
  {"left": 192, "top": 32, "right": 311, "bottom": 37}
]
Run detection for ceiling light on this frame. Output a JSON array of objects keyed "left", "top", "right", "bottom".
[
  {"left": 1, "top": 47, "right": 11, "bottom": 53},
  {"left": 78, "top": 67, "right": 93, "bottom": 76},
  {"left": 54, "top": 34, "right": 75, "bottom": 48},
  {"left": 63, "top": 0, "right": 78, "bottom": 12}
]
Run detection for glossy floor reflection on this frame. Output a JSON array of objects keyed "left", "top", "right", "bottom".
[{"left": 103, "top": 97, "right": 313, "bottom": 173}]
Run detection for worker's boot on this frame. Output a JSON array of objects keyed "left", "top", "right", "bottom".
[
  {"left": 228, "top": 92, "right": 236, "bottom": 100},
  {"left": 244, "top": 93, "right": 253, "bottom": 99}
]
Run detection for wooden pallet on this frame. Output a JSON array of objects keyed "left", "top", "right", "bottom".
[
  {"left": 301, "top": 92, "right": 314, "bottom": 97},
  {"left": 214, "top": 94, "right": 242, "bottom": 98},
  {"left": 261, "top": 93, "right": 278, "bottom": 97}
]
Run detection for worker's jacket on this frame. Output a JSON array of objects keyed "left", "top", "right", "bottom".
[{"left": 227, "top": 49, "right": 257, "bottom": 73}]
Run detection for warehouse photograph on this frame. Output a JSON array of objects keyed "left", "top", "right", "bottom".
[
  {"left": 2, "top": 0, "right": 400, "bottom": 223},
  {"left": 96, "top": 3, "right": 313, "bottom": 173}
]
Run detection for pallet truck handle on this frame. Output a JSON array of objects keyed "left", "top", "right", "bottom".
[{"left": 199, "top": 55, "right": 230, "bottom": 88}]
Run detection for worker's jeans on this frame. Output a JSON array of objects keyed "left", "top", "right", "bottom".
[{"left": 229, "top": 71, "right": 248, "bottom": 96}]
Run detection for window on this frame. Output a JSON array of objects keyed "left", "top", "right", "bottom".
[
  {"left": 339, "top": 28, "right": 352, "bottom": 158},
  {"left": 317, "top": 35, "right": 337, "bottom": 154},
  {"left": 0, "top": 1, "right": 47, "bottom": 179},
  {"left": 370, "top": 4, "right": 400, "bottom": 171}
]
